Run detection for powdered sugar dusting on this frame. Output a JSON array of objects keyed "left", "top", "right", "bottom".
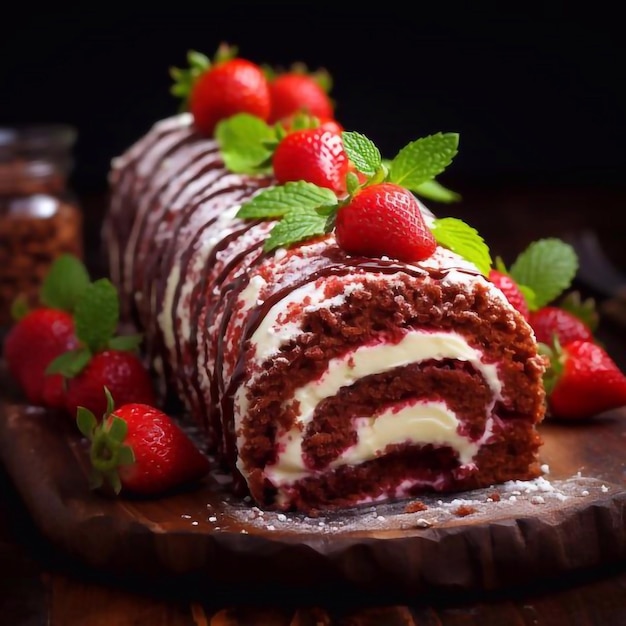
[{"left": 210, "top": 473, "right": 619, "bottom": 535}]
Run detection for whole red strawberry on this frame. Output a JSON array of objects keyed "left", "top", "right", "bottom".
[
  {"left": 190, "top": 58, "right": 271, "bottom": 136},
  {"left": 488, "top": 269, "right": 530, "bottom": 321},
  {"left": 529, "top": 305, "right": 593, "bottom": 345},
  {"left": 3, "top": 308, "right": 78, "bottom": 405},
  {"left": 77, "top": 395, "right": 210, "bottom": 496},
  {"left": 65, "top": 350, "right": 155, "bottom": 419},
  {"left": 272, "top": 127, "right": 349, "bottom": 195},
  {"left": 545, "top": 339, "right": 626, "bottom": 419},
  {"left": 268, "top": 72, "right": 334, "bottom": 124},
  {"left": 335, "top": 183, "right": 436, "bottom": 262}
]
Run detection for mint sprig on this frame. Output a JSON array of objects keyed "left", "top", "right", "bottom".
[
  {"left": 45, "top": 277, "right": 143, "bottom": 379},
  {"left": 231, "top": 128, "right": 484, "bottom": 266},
  {"left": 39, "top": 253, "right": 91, "bottom": 313},
  {"left": 388, "top": 133, "right": 459, "bottom": 191},
  {"left": 431, "top": 218, "right": 492, "bottom": 276},
  {"left": 508, "top": 238, "right": 578, "bottom": 309},
  {"left": 412, "top": 179, "right": 461, "bottom": 204}
]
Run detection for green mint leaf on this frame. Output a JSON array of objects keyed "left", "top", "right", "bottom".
[
  {"left": 74, "top": 278, "right": 120, "bottom": 353},
  {"left": 413, "top": 179, "right": 461, "bottom": 203},
  {"left": 108, "top": 334, "right": 143, "bottom": 352},
  {"left": 341, "top": 131, "right": 382, "bottom": 176},
  {"left": 40, "top": 253, "right": 91, "bottom": 313},
  {"left": 10, "top": 294, "right": 29, "bottom": 321},
  {"left": 431, "top": 217, "right": 492, "bottom": 277},
  {"left": 215, "top": 113, "right": 275, "bottom": 174},
  {"left": 45, "top": 347, "right": 92, "bottom": 378},
  {"left": 558, "top": 290, "right": 598, "bottom": 331},
  {"left": 509, "top": 238, "right": 578, "bottom": 309},
  {"left": 389, "top": 133, "right": 459, "bottom": 190},
  {"left": 237, "top": 181, "right": 337, "bottom": 219},
  {"left": 346, "top": 171, "right": 361, "bottom": 195},
  {"left": 264, "top": 208, "right": 329, "bottom": 252}
]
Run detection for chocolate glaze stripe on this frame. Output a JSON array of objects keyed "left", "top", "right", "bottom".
[
  {"left": 106, "top": 117, "right": 192, "bottom": 296},
  {"left": 126, "top": 140, "right": 220, "bottom": 314},
  {"left": 117, "top": 125, "right": 199, "bottom": 313},
  {"left": 138, "top": 153, "right": 230, "bottom": 333},
  {"left": 174, "top": 220, "right": 266, "bottom": 434}
]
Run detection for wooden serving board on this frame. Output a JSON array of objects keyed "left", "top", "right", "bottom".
[{"left": 1, "top": 372, "right": 625, "bottom": 598}]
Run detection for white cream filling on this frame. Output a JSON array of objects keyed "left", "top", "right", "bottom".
[{"left": 236, "top": 330, "right": 502, "bottom": 486}]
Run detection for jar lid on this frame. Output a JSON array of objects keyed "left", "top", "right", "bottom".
[{"left": 0, "top": 124, "right": 77, "bottom": 160}]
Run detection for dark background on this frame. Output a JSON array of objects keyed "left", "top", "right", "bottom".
[{"left": 1, "top": 4, "right": 625, "bottom": 196}]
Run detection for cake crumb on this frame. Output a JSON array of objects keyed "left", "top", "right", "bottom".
[
  {"left": 277, "top": 513, "right": 287, "bottom": 522},
  {"left": 208, "top": 516, "right": 217, "bottom": 523},
  {"left": 240, "top": 529, "right": 249, "bottom": 534},
  {"left": 266, "top": 524, "right": 276, "bottom": 531},
  {"left": 485, "top": 491, "right": 501, "bottom": 502},
  {"left": 581, "top": 490, "right": 590, "bottom": 496},
  {"left": 192, "top": 521, "right": 199, "bottom": 526},
  {"left": 601, "top": 485, "right": 609, "bottom": 493},
  {"left": 540, "top": 463, "right": 550, "bottom": 474},
  {"left": 415, "top": 518, "right": 433, "bottom": 528},
  {"left": 404, "top": 500, "right": 428, "bottom": 513},
  {"left": 530, "top": 496, "right": 545, "bottom": 505},
  {"left": 453, "top": 505, "right": 477, "bottom": 517}
]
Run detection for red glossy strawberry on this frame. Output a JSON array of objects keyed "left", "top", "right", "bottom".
[
  {"left": 190, "top": 58, "right": 271, "bottom": 136},
  {"left": 488, "top": 269, "right": 530, "bottom": 321},
  {"left": 64, "top": 350, "right": 155, "bottom": 419},
  {"left": 272, "top": 127, "right": 349, "bottom": 195},
  {"left": 529, "top": 305, "right": 593, "bottom": 345},
  {"left": 335, "top": 182, "right": 437, "bottom": 262},
  {"left": 3, "top": 308, "right": 78, "bottom": 405},
  {"left": 268, "top": 72, "right": 334, "bottom": 124},
  {"left": 545, "top": 340, "right": 626, "bottom": 420},
  {"left": 77, "top": 396, "right": 210, "bottom": 496}
]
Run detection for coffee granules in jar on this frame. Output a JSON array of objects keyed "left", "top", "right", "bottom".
[{"left": 0, "top": 125, "right": 82, "bottom": 328}]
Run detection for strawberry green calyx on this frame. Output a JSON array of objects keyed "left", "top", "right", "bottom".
[
  {"left": 169, "top": 43, "right": 237, "bottom": 108},
  {"left": 538, "top": 337, "right": 565, "bottom": 397},
  {"left": 76, "top": 388, "right": 135, "bottom": 494},
  {"left": 45, "top": 277, "right": 143, "bottom": 379},
  {"left": 558, "top": 290, "right": 598, "bottom": 331}
]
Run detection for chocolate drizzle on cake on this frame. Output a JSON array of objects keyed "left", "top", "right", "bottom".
[{"left": 104, "top": 114, "right": 546, "bottom": 512}]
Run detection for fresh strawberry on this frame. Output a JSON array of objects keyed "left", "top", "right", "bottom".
[
  {"left": 529, "top": 305, "right": 593, "bottom": 345},
  {"left": 64, "top": 349, "right": 155, "bottom": 419},
  {"left": 488, "top": 269, "right": 530, "bottom": 321},
  {"left": 272, "top": 127, "right": 349, "bottom": 195},
  {"left": 46, "top": 276, "right": 154, "bottom": 418},
  {"left": 268, "top": 71, "right": 334, "bottom": 124},
  {"left": 3, "top": 308, "right": 78, "bottom": 405},
  {"left": 335, "top": 183, "right": 437, "bottom": 262},
  {"left": 544, "top": 339, "right": 626, "bottom": 419},
  {"left": 189, "top": 57, "right": 271, "bottom": 136},
  {"left": 77, "top": 393, "right": 210, "bottom": 496}
]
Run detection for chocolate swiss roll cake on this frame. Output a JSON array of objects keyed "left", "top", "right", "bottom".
[{"left": 104, "top": 113, "right": 546, "bottom": 512}]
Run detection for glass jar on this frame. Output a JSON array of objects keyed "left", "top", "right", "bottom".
[{"left": 0, "top": 124, "right": 83, "bottom": 328}]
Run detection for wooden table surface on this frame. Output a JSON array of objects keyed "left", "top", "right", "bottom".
[{"left": 2, "top": 182, "right": 626, "bottom": 625}]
